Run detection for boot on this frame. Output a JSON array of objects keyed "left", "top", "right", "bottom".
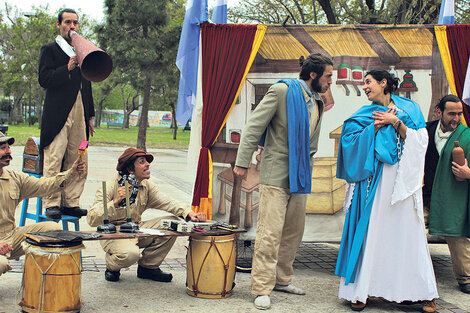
[
  {"left": 45, "top": 206, "right": 62, "bottom": 220},
  {"left": 137, "top": 265, "right": 172, "bottom": 282},
  {"left": 62, "top": 206, "right": 88, "bottom": 218}
]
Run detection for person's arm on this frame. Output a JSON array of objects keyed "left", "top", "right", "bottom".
[
  {"left": 373, "top": 108, "right": 407, "bottom": 139},
  {"left": 38, "top": 44, "right": 71, "bottom": 89},
  {"left": 146, "top": 181, "right": 193, "bottom": 219},
  {"left": 0, "top": 243, "right": 12, "bottom": 256},
  {"left": 452, "top": 159, "right": 470, "bottom": 180},
  {"left": 18, "top": 158, "right": 85, "bottom": 201},
  {"left": 87, "top": 179, "right": 121, "bottom": 227}
]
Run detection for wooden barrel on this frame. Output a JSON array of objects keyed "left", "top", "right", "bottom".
[
  {"left": 186, "top": 234, "right": 236, "bottom": 299},
  {"left": 19, "top": 239, "right": 83, "bottom": 313}
]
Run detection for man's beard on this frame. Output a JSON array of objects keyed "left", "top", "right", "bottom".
[
  {"left": 310, "top": 76, "right": 323, "bottom": 93},
  {"left": 0, "top": 154, "right": 12, "bottom": 161}
]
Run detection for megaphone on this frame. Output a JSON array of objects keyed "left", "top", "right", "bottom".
[{"left": 70, "top": 31, "right": 113, "bottom": 82}]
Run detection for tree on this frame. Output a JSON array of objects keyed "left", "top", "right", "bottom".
[
  {"left": 228, "top": 0, "right": 460, "bottom": 25},
  {"left": 99, "top": 0, "right": 181, "bottom": 150}
]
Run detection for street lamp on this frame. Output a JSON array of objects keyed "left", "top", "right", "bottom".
[{"left": 21, "top": 63, "right": 32, "bottom": 125}]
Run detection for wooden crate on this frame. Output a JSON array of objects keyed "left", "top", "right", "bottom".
[{"left": 306, "top": 157, "right": 346, "bottom": 214}]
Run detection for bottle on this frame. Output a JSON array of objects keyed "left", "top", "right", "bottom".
[{"left": 452, "top": 141, "right": 465, "bottom": 181}]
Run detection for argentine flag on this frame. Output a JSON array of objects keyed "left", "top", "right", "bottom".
[
  {"left": 212, "top": 0, "right": 227, "bottom": 23},
  {"left": 438, "top": 0, "right": 455, "bottom": 25}
]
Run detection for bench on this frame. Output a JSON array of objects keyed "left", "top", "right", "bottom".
[{"left": 106, "top": 121, "right": 123, "bottom": 128}]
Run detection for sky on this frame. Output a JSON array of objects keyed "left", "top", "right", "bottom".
[{"left": 6, "top": 0, "right": 238, "bottom": 23}]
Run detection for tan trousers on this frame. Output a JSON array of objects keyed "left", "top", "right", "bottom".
[
  {"left": 445, "top": 236, "right": 470, "bottom": 284},
  {"left": 100, "top": 216, "right": 178, "bottom": 271},
  {"left": 251, "top": 184, "right": 307, "bottom": 296},
  {"left": 0, "top": 222, "right": 61, "bottom": 276},
  {"left": 424, "top": 206, "right": 470, "bottom": 284},
  {"left": 43, "top": 93, "right": 87, "bottom": 208}
]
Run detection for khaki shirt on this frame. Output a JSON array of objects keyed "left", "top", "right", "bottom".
[
  {"left": 0, "top": 168, "right": 74, "bottom": 239},
  {"left": 87, "top": 175, "right": 192, "bottom": 227}
]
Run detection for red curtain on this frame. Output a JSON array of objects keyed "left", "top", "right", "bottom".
[
  {"left": 191, "top": 24, "right": 258, "bottom": 207},
  {"left": 446, "top": 25, "right": 470, "bottom": 120}
]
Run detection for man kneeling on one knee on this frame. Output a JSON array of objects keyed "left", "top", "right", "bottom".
[{"left": 87, "top": 148, "right": 206, "bottom": 282}]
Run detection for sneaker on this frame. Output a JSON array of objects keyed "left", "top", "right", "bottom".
[
  {"left": 422, "top": 299, "right": 436, "bottom": 313},
  {"left": 254, "top": 295, "right": 271, "bottom": 310},
  {"left": 273, "top": 284, "right": 305, "bottom": 295},
  {"left": 350, "top": 301, "right": 366, "bottom": 311},
  {"left": 45, "top": 206, "right": 62, "bottom": 220},
  {"left": 459, "top": 283, "right": 470, "bottom": 294},
  {"left": 62, "top": 206, "right": 88, "bottom": 218},
  {"left": 137, "top": 265, "right": 172, "bottom": 282},
  {"left": 105, "top": 269, "right": 120, "bottom": 282}
]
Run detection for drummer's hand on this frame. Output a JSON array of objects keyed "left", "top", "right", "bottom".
[
  {"left": 72, "top": 157, "right": 86, "bottom": 174},
  {"left": 233, "top": 166, "right": 248, "bottom": 180},
  {"left": 0, "top": 243, "right": 12, "bottom": 255},
  {"left": 113, "top": 186, "right": 126, "bottom": 207},
  {"left": 188, "top": 211, "right": 206, "bottom": 222}
]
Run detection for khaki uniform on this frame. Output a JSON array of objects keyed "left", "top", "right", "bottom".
[
  {"left": 0, "top": 169, "right": 75, "bottom": 276},
  {"left": 235, "top": 82, "right": 323, "bottom": 295},
  {"left": 87, "top": 175, "right": 192, "bottom": 271},
  {"left": 43, "top": 93, "right": 87, "bottom": 208}
]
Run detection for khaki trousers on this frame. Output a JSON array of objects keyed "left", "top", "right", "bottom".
[
  {"left": 251, "top": 184, "right": 307, "bottom": 296},
  {"left": 43, "top": 93, "right": 87, "bottom": 208},
  {"left": 445, "top": 236, "right": 470, "bottom": 284},
  {"left": 0, "top": 222, "right": 61, "bottom": 276},
  {"left": 100, "top": 216, "right": 178, "bottom": 271}
]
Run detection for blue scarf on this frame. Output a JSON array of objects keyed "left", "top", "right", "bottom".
[
  {"left": 335, "top": 94, "right": 426, "bottom": 284},
  {"left": 280, "top": 79, "right": 312, "bottom": 193}
]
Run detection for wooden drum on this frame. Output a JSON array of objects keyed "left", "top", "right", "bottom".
[
  {"left": 186, "top": 234, "right": 236, "bottom": 299},
  {"left": 19, "top": 239, "right": 84, "bottom": 313}
]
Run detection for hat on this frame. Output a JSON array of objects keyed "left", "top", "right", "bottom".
[
  {"left": 117, "top": 148, "right": 154, "bottom": 172},
  {"left": 0, "top": 132, "right": 14, "bottom": 145}
]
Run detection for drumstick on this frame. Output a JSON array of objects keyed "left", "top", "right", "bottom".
[
  {"left": 102, "top": 181, "right": 108, "bottom": 221},
  {"left": 124, "top": 180, "right": 131, "bottom": 220}
]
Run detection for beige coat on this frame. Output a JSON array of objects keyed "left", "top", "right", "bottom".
[
  {"left": 235, "top": 82, "right": 324, "bottom": 189},
  {"left": 87, "top": 175, "right": 192, "bottom": 227},
  {"left": 0, "top": 169, "right": 74, "bottom": 241}
]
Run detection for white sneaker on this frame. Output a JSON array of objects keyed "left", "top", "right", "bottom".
[
  {"left": 254, "top": 295, "right": 271, "bottom": 310},
  {"left": 273, "top": 284, "right": 305, "bottom": 295}
]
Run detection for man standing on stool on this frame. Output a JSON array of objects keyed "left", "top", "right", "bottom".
[
  {"left": 423, "top": 95, "right": 470, "bottom": 294},
  {"left": 0, "top": 132, "right": 85, "bottom": 277},
  {"left": 233, "top": 53, "right": 333, "bottom": 310},
  {"left": 38, "top": 8, "right": 94, "bottom": 220},
  {"left": 87, "top": 148, "right": 206, "bottom": 282}
]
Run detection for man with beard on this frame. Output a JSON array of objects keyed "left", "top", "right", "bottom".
[
  {"left": 423, "top": 94, "right": 470, "bottom": 294},
  {"left": 38, "top": 8, "right": 95, "bottom": 220},
  {"left": 0, "top": 132, "right": 85, "bottom": 277},
  {"left": 87, "top": 148, "right": 206, "bottom": 282},
  {"left": 233, "top": 53, "right": 333, "bottom": 310}
]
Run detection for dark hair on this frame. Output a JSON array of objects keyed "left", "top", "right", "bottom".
[
  {"left": 365, "top": 69, "right": 399, "bottom": 95},
  {"left": 436, "top": 94, "right": 461, "bottom": 112},
  {"left": 58, "top": 8, "right": 78, "bottom": 24},
  {"left": 120, "top": 161, "right": 135, "bottom": 176},
  {"left": 299, "top": 53, "right": 333, "bottom": 80}
]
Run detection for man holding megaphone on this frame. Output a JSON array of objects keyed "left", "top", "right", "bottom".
[{"left": 38, "top": 8, "right": 95, "bottom": 220}]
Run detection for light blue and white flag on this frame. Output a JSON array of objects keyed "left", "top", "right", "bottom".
[
  {"left": 212, "top": 0, "right": 227, "bottom": 23},
  {"left": 175, "top": 0, "right": 209, "bottom": 125},
  {"left": 438, "top": 0, "right": 455, "bottom": 25}
]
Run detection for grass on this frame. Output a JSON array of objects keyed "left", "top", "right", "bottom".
[{"left": 7, "top": 124, "right": 191, "bottom": 149}]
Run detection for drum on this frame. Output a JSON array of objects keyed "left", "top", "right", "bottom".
[
  {"left": 19, "top": 239, "right": 84, "bottom": 313},
  {"left": 186, "top": 234, "right": 236, "bottom": 299}
]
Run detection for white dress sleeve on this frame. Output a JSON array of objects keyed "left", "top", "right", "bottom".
[{"left": 391, "top": 127, "right": 428, "bottom": 208}]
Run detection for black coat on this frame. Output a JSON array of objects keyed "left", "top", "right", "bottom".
[
  {"left": 38, "top": 41, "right": 94, "bottom": 150},
  {"left": 423, "top": 119, "right": 440, "bottom": 208}
]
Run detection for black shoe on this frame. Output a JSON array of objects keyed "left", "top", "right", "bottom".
[
  {"left": 45, "top": 206, "right": 62, "bottom": 219},
  {"left": 459, "top": 283, "right": 470, "bottom": 294},
  {"left": 137, "top": 265, "right": 173, "bottom": 282},
  {"left": 105, "top": 269, "right": 120, "bottom": 282},
  {"left": 62, "top": 206, "right": 88, "bottom": 218}
]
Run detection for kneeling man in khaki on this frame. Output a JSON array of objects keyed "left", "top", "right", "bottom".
[
  {"left": 87, "top": 148, "right": 206, "bottom": 282},
  {"left": 0, "top": 132, "right": 86, "bottom": 276}
]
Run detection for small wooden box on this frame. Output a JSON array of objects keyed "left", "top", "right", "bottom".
[{"left": 306, "top": 157, "right": 345, "bottom": 214}]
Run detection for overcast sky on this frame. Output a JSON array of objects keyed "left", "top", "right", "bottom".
[{"left": 6, "top": 0, "right": 238, "bottom": 23}]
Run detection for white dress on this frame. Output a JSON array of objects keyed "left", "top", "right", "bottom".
[{"left": 338, "top": 127, "right": 439, "bottom": 303}]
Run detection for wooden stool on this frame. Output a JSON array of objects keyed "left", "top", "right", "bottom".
[{"left": 218, "top": 164, "right": 259, "bottom": 228}]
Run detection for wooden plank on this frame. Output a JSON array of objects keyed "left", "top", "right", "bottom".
[
  {"left": 284, "top": 25, "right": 331, "bottom": 57},
  {"left": 356, "top": 28, "right": 401, "bottom": 64}
]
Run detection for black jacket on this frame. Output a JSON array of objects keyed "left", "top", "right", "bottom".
[
  {"left": 423, "top": 119, "right": 440, "bottom": 208},
  {"left": 38, "top": 41, "right": 94, "bottom": 150}
]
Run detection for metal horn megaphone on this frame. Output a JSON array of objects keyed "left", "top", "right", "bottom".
[{"left": 70, "top": 31, "right": 113, "bottom": 82}]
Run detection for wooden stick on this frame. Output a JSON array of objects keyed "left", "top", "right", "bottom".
[{"left": 102, "top": 181, "right": 108, "bottom": 221}]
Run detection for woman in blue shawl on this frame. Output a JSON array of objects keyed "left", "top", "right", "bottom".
[{"left": 335, "top": 70, "right": 438, "bottom": 312}]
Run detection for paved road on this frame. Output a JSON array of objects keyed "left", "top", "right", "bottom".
[{"left": 0, "top": 146, "right": 468, "bottom": 312}]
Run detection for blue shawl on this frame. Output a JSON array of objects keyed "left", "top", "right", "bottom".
[{"left": 335, "top": 94, "right": 426, "bottom": 284}]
